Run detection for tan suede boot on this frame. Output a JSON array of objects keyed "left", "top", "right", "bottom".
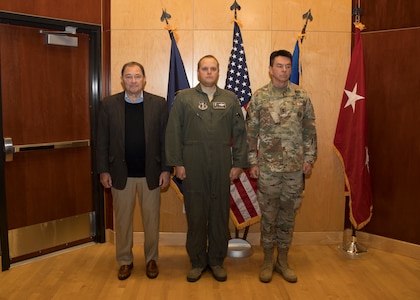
[
  {"left": 275, "top": 248, "right": 297, "bottom": 283},
  {"left": 259, "top": 248, "right": 274, "bottom": 283}
]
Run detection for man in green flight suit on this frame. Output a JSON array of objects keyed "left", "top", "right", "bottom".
[{"left": 165, "top": 55, "right": 248, "bottom": 283}]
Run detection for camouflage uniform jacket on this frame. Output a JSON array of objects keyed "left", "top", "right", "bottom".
[{"left": 247, "top": 81, "right": 317, "bottom": 173}]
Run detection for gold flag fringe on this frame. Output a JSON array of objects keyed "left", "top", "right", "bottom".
[
  {"left": 230, "top": 210, "right": 261, "bottom": 230},
  {"left": 354, "top": 22, "right": 366, "bottom": 31},
  {"left": 169, "top": 179, "right": 184, "bottom": 203},
  {"left": 231, "top": 18, "right": 243, "bottom": 28},
  {"left": 296, "top": 33, "right": 306, "bottom": 86},
  {"left": 165, "top": 24, "right": 179, "bottom": 42},
  {"left": 332, "top": 145, "right": 373, "bottom": 230}
]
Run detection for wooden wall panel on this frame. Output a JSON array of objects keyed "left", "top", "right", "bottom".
[
  {"left": 345, "top": 0, "right": 420, "bottom": 244},
  {"left": 102, "top": 0, "right": 113, "bottom": 229},
  {"left": 102, "top": 0, "right": 111, "bottom": 96},
  {"left": 272, "top": 0, "right": 351, "bottom": 32},
  {"left": 111, "top": 0, "right": 352, "bottom": 234},
  {"left": 0, "top": 1, "right": 102, "bottom": 24},
  {"left": 3, "top": 0, "right": 418, "bottom": 245},
  {"left": 359, "top": 0, "right": 420, "bottom": 31},
  {"left": 112, "top": 0, "right": 193, "bottom": 30},
  {"left": 362, "top": 28, "right": 420, "bottom": 244},
  {"left": 194, "top": 0, "right": 272, "bottom": 30}
]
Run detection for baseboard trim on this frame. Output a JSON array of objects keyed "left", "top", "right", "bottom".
[
  {"left": 105, "top": 229, "right": 420, "bottom": 260},
  {"left": 349, "top": 230, "right": 420, "bottom": 260}
]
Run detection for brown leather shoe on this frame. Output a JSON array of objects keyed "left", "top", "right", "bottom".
[
  {"left": 118, "top": 263, "right": 133, "bottom": 280},
  {"left": 146, "top": 260, "right": 159, "bottom": 279}
]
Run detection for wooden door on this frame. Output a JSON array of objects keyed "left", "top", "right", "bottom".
[{"left": 0, "top": 19, "right": 97, "bottom": 266}]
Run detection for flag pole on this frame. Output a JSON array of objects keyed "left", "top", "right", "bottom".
[
  {"left": 230, "top": 0, "right": 251, "bottom": 243},
  {"left": 161, "top": 8, "right": 190, "bottom": 112},
  {"left": 226, "top": 0, "right": 254, "bottom": 258},
  {"left": 342, "top": 198, "right": 368, "bottom": 254},
  {"left": 300, "top": 9, "right": 313, "bottom": 43},
  {"left": 290, "top": 9, "right": 312, "bottom": 86},
  {"left": 341, "top": 0, "right": 368, "bottom": 255}
]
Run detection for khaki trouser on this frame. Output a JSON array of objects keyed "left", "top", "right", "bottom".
[{"left": 112, "top": 177, "right": 160, "bottom": 266}]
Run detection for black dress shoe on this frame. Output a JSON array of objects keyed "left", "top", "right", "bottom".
[
  {"left": 146, "top": 260, "right": 159, "bottom": 279},
  {"left": 118, "top": 263, "right": 133, "bottom": 280}
]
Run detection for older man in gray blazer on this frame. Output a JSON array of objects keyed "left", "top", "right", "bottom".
[{"left": 97, "top": 61, "right": 171, "bottom": 280}]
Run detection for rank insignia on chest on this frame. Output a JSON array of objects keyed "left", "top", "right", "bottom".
[
  {"left": 198, "top": 101, "right": 208, "bottom": 110},
  {"left": 213, "top": 102, "right": 226, "bottom": 109}
]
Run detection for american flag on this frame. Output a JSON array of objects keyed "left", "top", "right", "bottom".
[
  {"left": 225, "top": 21, "right": 261, "bottom": 230},
  {"left": 229, "top": 169, "right": 261, "bottom": 230},
  {"left": 225, "top": 22, "right": 252, "bottom": 110}
]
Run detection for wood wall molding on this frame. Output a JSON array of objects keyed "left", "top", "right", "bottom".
[{"left": 0, "top": 1, "right": 102, "bottom": 24}]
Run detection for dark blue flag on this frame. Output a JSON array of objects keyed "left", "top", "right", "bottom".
[
  {"left": 167, "top": 31, "right": 190, "bottom": 111},
  {"left": 291, "top": 40, "right": 300, "bottom": 85},
  {"left": 167, "top": 30, "right": 190, "bottom": 201},
  {"left": 224, "top": 22, "right": 252, "bottom": 108}
]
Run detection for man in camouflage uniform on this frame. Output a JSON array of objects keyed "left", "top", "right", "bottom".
[{"left": 247, "top": 50, "right": 317, "bottom": 283}]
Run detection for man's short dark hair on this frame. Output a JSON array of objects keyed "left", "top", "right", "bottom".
[
  {"left": 270, "top": 50, "right": 293, "bottom": 66},
  {"left": 121, "top": 61, "right": 145, "bottom": 77}
]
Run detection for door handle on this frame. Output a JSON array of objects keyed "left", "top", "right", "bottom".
[
  {"left": 3, "top": 137, "right": 90, "bottom": 162},
  {"left": 4, "top": 137, "right": 14, "bottom": 162}
]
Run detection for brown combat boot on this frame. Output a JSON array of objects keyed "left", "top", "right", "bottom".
[
  {"left": 275, "top": 248, "right": 297, "bottom": 283},
  {"left": 259, "top": 248, "right": 274, "bottom": 283}
]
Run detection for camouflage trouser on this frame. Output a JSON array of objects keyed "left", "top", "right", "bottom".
[{"left": 258, "top": 170, "right": 303, "bottom": 250}]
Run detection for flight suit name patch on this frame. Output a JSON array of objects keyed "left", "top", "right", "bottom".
[{"left": 213, "top": 102, "right": 226, "bottom": 109}]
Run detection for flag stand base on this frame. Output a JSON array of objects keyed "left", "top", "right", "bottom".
[
  {"left": 227, "top": 226, "right": 253, "bottom": 258},
  {"left": 342, "top": 238, "right": 367, "bottom": 254},
  {"left": 342, "top": 228, "right": 367, "bottom": 254},
  {"left": 228, "top": 238, "right": 253, "bottom": 258}
]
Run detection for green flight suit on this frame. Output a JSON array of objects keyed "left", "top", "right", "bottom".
[{"left": 165, "top": 84, "right": 248, "bottom": 268}]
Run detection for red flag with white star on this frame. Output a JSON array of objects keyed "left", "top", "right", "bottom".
[{"left": 333, "top": 27, "right": 373, "bottom": 230}]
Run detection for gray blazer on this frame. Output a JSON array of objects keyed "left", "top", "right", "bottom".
[{"left": 96, "top": 91, "right": 171, "bottom": 190}]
